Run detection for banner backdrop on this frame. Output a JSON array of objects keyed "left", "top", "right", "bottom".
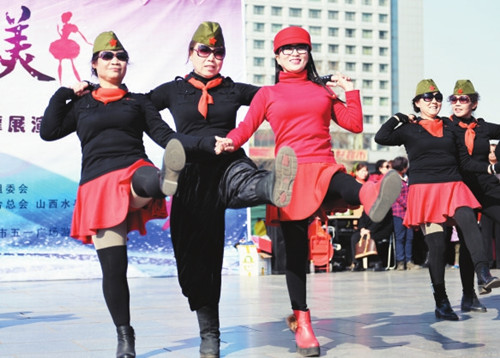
[{"left": 0, "top": 0, "right": 247, "bottom": 281}]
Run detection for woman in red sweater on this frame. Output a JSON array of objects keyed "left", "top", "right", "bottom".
[{"left": 216, "top": 26, "right": 401, "bottom": 357}]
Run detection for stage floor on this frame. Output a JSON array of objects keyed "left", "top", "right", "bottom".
[{"left": 1, "top": 267, "right": 499, "bottom": 357}]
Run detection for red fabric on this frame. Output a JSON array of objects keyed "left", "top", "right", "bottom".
[
  {"left": 458, "top": 120, "right": 477, "bottom": 155},
  {"left": 187, "top": 76, "right": 224, "bottom": 118},
  {"left": 227, "top": 70, "right": 363, "bottom": 165},
  {"left": 418, "top": 119, "right": 443, "bottom": 137},
  {"left": 404, "top": 181, "right": 481, "bottom": 228},
  {"left": 92, "top": 87, "right": 127, "bottom": 104},
  {"left": 273, "top": 26, "right": 311, "bottom": 52},
  {"left": 72, "top": 159, "right": 167, "bottom": 244}
]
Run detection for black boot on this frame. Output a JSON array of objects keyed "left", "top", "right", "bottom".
[
  {"left": 196, "top": 305, "right": 220, "bottom": 358},
  {"left": 434, "top": 297, "right": 459, "bottom": 321},
  {"left": 461, "top": 291, "right": 487, "bottom": 312},
  {"left": 116, "top": 325, "right": 135, "bottom": 358},
  {"left": 159, "top": 138, "right": 186, "bottom": 196},
  {"left": 255, "top": 146, "right": 297, "bottom": 208},
  {"left": 476, "top": 263, "right": 500, "bottom": 295}
]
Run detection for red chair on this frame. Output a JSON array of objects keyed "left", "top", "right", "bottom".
[{"left": 308, "top": 217, "right": 334, "bottom": 272}]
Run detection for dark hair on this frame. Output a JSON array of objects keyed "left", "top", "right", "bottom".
[
  {"left": 391, "top": 156, "right": 408, "bottom": 172},
  {"left": 373, "top": 159, "right": 388, "bottom": 174},
  {"left": 412, "top": 96, "right": 421, "bottom": 112}
]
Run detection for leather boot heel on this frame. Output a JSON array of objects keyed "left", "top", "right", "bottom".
[{"left": 116, "top": 325, "right": 136, "bottom": 358}]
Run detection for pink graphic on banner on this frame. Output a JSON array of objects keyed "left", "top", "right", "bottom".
[
  {"left": 0, "top": 5, "right": 55, "bottom": 81},
  {"left": 49, "top": 11, "right": 92, "bottom": 84}
]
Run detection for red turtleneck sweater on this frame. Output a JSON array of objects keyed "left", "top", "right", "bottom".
[{"left": 227, "top": 70, "right": 363, "bottom": 164}]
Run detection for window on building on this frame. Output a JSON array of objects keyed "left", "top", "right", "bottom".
[
  {"left": 309, "top": 9, "right": 321, "bottom": 19},
  {"left": 328, "top": 10, "right": 339, "bottom": 19},
  {"left": 328, "top": 0, "right": 338, "bottom": 3},
  {"left": 362, "top": 63, "right": 373, "bottom": 72},
  {"left": 271, "top": 6, "right": 282, "bottom": 16},
  {"left": 253, "top": 40, "right": 265, "bottom": 50},
  {"left": 362, "top": 79, "right": 373, "bottom": 89},
  {"left": 253, "top": 57, "right": 265, "bottom": 67},
  {"left": 379, "top": 30, "right": 388, "bottom": 40},
  {"left": 253, "top": 75, "right": 265, "bottom": 85},
  {"left": 328, "top": 61, "right": 339, "bottom": 71},
  {"left": 363, "top": 97, "right": 373, "bottom": 106},
  {"left": 345, "top": 28, "right": 356, "bottom": 38},
  {"left": 362, "top": 0, "right": 372, "bottom": 5},
  {"left": 328, "top": 44, "right": 339, "bottom": 53},
  {"left": 380, "top": 115, "right": 389, "bottom": 124},
  {"left": 271, "top": 23, "right": 282, "bottom": 33},
  {"left": 345, "top": 11, "right": 355, "bottom": 21},
  {"left": 253, "top": 23, "right": 265, "bottom": 32},
  {"left": 290, "top": 8, "right": 302, "bottom": 17},
  {"left": 379, "top": 47, "right": 388, "bottom": 56},
  {"left": 328, "top": 27, "right": 339, "bottom": 37},
  {"left": 345, "top": 45, "right": 356, "bottom": 54},
  {"left": 379, "top": 63, "right": 388, "bottom": 72},
  {"left": 346, "top": 62, "right": 356, "bottom": 71},
  {"left": 362, "top": 29, "right": 373, "bottom": 39},
  {"left": 309, "top": 26, "right": 321, "bottom": 35},
  {"left": 364, "top": 133, "right": 374, "bottom": 150},
  {"left": 362, "top": 13, "right": 373, "bottom": 22},
  {"left": 379, "top": 14, "right": 388, "bottom": 23},
  {"left": 253, "top": 5, "right": 265, "bottom": 15},
  {"left": 345, "top": 0, "right": 354, "bottom": 4},
  {"left": 379, "top": 0, "right": 388, "bottom": 6},
  {"left": 362, "top": 46, "right": 373, "bottom": 55},
  {"left": 379, "top": 80, "right": 388, "bottom": 89},
  {"left": 312, "top": 43, "right": 322, "bottom": 53},
  {"left": 379, "top": 97, "right": 389, "bottom": 106},
  {"left": 364, "top": 114, "right": 373, "bottom": 124}
]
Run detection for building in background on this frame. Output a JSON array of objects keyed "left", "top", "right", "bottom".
[{"left": 243, "top": 0, "right": 423, "bottom": 168}]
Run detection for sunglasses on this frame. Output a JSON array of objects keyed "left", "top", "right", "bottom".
[
  {"left": 449, "top": 95, "right": 471, "bottom": 104},
  {"left": 193, "top": 44, "right": 226, "bottom": 60},
  {"left": 421, "top": 92, "right": 443, "bottom": 103},
  {"left": 98, "top": 51, "right": 129, "bottom": 62},
  {"left": 280, "top": 44, "right": 310, "bottom": 55}
]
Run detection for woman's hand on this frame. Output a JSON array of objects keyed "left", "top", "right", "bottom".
[
  {"left": 70, "top": 81, "right": 92, "bottom": 97},
  {"left": 327, "top": 71, "right": 354, "bottom": 91},
  {"left": 215, "top": 136, "right": 235, "bottom": 154}
]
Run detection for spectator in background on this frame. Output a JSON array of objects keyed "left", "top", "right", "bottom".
[
  {"left": 351, "top": 162, "right": 369, "bottom": 184},
  {"left": 391, "top": 156, "right": 417, "bottom": 270},
  {"left": 369, "top": 159, "right": 391, "bottom": 183}
]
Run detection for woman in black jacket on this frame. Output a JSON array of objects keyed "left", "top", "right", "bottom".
[
  {"left": 41, "top": 31, "right": 215, "bottom": 358},
  {"left": 147, "top": 22, "right": 297, "bottom": 358},
  {"left": 375, "top": 79, "right": 500, "bottom": 321}
]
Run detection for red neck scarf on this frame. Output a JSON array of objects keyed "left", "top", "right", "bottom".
[
  {"left": 418, "top": 118, "right": 443, "bottom": 137},
  {"left": 458, "top": 120, "right": 477, "bottom": 155},
  {"left": 92, "top": 87, "right": 128, "bottom": 104},
  {"left": 187, "top": 76, "right": 224, "bottom": 119}
]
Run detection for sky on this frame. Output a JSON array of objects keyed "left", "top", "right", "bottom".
[{"left": 423, "top": 0, "right": 500, "bottom": 122}]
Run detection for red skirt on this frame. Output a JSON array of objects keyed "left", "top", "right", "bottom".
[
  {"left": 404, "top": 181, "right": 481, "bottom": 228},
  {"left": 71, "top": 159, "right": 168, "bottom": 244},
  {"left": 267, "top": 162, "right": 346, "bottom": 222}
]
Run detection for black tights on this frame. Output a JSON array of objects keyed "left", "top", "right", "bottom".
[
  {"left": 97, "top": 246, "right": 130, "bottom": 327},
  {"left": 280, "top": 219, "right": 309, "bottom": 311}
]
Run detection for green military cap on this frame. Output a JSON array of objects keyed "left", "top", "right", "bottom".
[
  {"left": 453, "top": 80, "right": 476, "bottom": 95},
  {"left": 191, "top": 21, "right": 225, "bottom": 47},
  {"left": 93, "top": 31, "right": 125, "bottom": 55},
  {"left": 415, "top": 79, "right": 439, "bottom": 96}
]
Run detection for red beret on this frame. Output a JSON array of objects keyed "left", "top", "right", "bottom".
[{"left": 273, "top": 26, "right": 311, "bottom": 53}]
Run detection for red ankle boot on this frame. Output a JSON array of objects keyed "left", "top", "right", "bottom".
[
  {"left": 290, "top": 309, "right": 320, "bottom": 357},
  {"left": 359, "top": 169, "right": 401, "bottom": 222}
]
